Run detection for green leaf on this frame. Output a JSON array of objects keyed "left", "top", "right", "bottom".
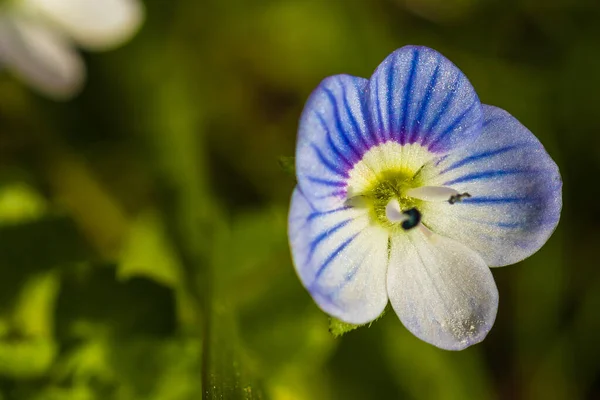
[
  {"left": 0, "top": 339, "right": 57, "bottom": 379},
  {"left": 0, "top": 182, "right": 47, "bottom": 226},
  {"left": 118, "top": 210, "right": 182, "bottom": 288},
  {"left": 0, "top": 272, "right": 60, "bottom": 379},
  {"left": 12, "top": 271, "right": 60, "bottom": 338},
  {"left": 39, "top": 325, "right": 203, "bottom": 400}
]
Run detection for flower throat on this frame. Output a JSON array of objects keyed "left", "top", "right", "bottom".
[{"left": 348, "top": 169, "right": 423, "bottom": 231}]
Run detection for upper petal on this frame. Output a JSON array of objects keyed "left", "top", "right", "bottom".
[
  {"left": 295, "top": 74, "right": 371, "bottom": 210},
  {"left": 0, "top": 14, "right": 84, "bottom": 99},
  {"left": 387, "top": 227, "right": 498, "bottom": 350},
  {"left": 419, "top": 105, "right": 562, "bottom": 266},
  {"left": 288, "top": 188, "right": 389, "bottom": 324},
  {"left": 367, "top": 46, "right": 483, "bottom": 153},
  {"left": 24, "top": 0, "right": 144, "bottom": 50}
]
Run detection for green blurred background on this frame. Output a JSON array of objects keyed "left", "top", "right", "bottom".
[{"left": 0, "top": 0, "right": 597, "bottom": 398}]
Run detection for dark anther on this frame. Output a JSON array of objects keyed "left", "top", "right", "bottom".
[
  {"left": 401, "top": 208, "right": 421, "bottom": 230},
  {"left": 448, "top": 192, "right": 471, "bottom": 205}
]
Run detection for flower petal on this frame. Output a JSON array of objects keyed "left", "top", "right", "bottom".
[
  {"left": 0, "top": 14, "right": 84, "bottom": 99},
  {"left": 367, "top": 45, "right": 483, "bottom": 153},
  {"left": 387, "top": 227, "right": 498, "bottom": 350},
  {"left": 289, "top": 188, "right": 389, "bottom": 324},
  {"left": 25, "top": 0, "right": 144, "bottom": 50},
  {"left": 296, "top": 74, "right": 371, "bottom": 210},
  {"left": 418, "top": 105, "right": 562, "bottom": 266}
]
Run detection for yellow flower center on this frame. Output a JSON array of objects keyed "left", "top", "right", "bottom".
[{"left": 345, "top": 142, "right": 433, "bottom": 231}]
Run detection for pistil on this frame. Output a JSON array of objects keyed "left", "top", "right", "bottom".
[{"left": 385, "top": 198, "right": 421, "bottom": 231}]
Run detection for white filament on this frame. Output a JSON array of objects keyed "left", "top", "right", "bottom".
[{"left": 406, "top": 186, "right": 460, "bottom": 202}]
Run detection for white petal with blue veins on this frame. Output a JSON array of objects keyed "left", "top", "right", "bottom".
[
  {"left": 418, "top": 105, "right": 562, "bottom": 266},
  {"left": 289, "top": 188, "right": 389, "bottom": 324},
  {"left": 387, "top": 226, "right": 498, "bottom": 350},
  {"left": 367, "top": 46, "right": 483, "bottom": 153},
  {"left": 406, "top": 185, "right": 460, "bottom": 202},
  {"left": 296, "top": 74, "right": 372, "bottom": 210}
]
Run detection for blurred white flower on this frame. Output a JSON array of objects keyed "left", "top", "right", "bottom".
[{"left": 0, "top": 0, "right": 144, "bottom": 99}]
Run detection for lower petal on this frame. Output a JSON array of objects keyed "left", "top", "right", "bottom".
[
  {"left": 387, "top": 227, "right": 498, "bottom": 350},
  {"left": 0, "top": 14, "right": 84, "bottom": 99},
  {"left": 289, "top": 188, "right": 389, "bottom": 324}
]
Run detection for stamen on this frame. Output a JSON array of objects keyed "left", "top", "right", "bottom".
[
  {"left": 385, "top": 198, "right": 407, "bottom": 223},
  {"left": 406, "top": 186, "right": 460, "bottom": 202},
  {"left": 345, "top": 194, "right": 369, "bottom": 209},
  {"left": 406, "top": 186, "right": 471, "bottom": 204}
]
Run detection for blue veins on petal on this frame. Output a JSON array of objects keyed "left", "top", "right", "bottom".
[
  {"left": 367, "top": 46, "right": 483, "bottom": 152},
  {"left": 419, "top": 105, "right": 562, "bottom": 267},
  {"left": 296, "top": 74, "right": 372, "bottom": 210},
  {"left": 461, "top": 196, "right": 532, "bottom": 205},
  {"left": 442, "top": 168, "right": 544, "bottom": 186},
  {"left": 296, "top": 46, "right": 486, "bottom": 211},
  {"left": 439, "top": 144, "right": 521, "bottom": 173},
  {"left": 289, "top": 45, "right": 562, "bottom": 350},
  {"left": 289, "top": 188, "right": 389, "bottom": 325}
]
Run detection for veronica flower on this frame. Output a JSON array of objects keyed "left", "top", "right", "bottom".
[
  {"left": 288, "top": 46, "right": 561, "bottom": 350},
  {"left": 0, "top": 0, "right": 143, "bottom": 99}
]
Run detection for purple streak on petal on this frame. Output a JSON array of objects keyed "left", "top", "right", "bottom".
[
  {"left": 399, "top": 48, "right": 420, "bottom": 145},
  {"left": 374, "top": 74, "right": 386, "bottom": 142},
  {"left": 341, "top": 84, "right": 370, "bottom": 152},
  {"left": 310, "top": 143, "right": 349, "bottom": 177},
  {"left": 428, "top": 100, "right": 480, "bottom": 152},
  {"left": 316, "top": 112, "right": 354, "bottom": 169},
  {"left": 306, "top": 176, "right": 347, "bottom": 188},
  {"left": 409, "top": 63, "right": 441, "bottom": 145},
  {"left": 323, "top": 87, "right": 364, "bottom": 159},
  {"left": 386, "top": 60, "right": 396, "bottom": 142},
  {"left": 421, "top": 75, "right": 461, "bottom": 146}
]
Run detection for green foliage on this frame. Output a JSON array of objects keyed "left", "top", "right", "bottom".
[
  {"left": 118, "top": 210, "right": 182, "bottom": 287},
  {"left": 0, "top": 0, "right": 595, "bottom": 398},
  {"left": 0, "top": 339, "right": 57, "bottom": 379},
  {"left": 277, "top": 156, "right": 296, "bottom": 178},
  {"left": 0, "top": 183, "right": 47, "bottom": 226},
  {"left": 381, "top": 317, "right": 493, "bottom": 400}
]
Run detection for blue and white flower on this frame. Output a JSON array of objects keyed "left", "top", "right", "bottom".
[
  {"left": 0, "top": 0, "right": 143, "bottom": 99},
  {"left": 288, "top": 46, "right": 561, "bottom": 350}
]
